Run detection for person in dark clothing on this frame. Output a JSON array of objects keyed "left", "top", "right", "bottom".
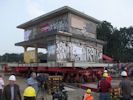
[
  {"left": 97, "top": 73, "right": 112, "bottom": 100},
  {"left": 2, "top": 75, "right": 22, "bottom": 100},
  {"left": 119, "top": 71, "right": 132, "bottom": 100},
  {"left": 0, "top": 75, "right": 4, "bottom": 100},
  {"left": 130, "top": 68, "right": 133, "bottom": 80}
]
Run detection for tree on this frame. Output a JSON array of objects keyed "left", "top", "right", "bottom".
[
  {"left": 97, "top": 21, "right": 133, "bottom": 62},
  {"left": 97, "top": 21, "right": 114, "bottom": 57},
  {"left": 0, "top": 53, "right": 23, "bottom": 62}
]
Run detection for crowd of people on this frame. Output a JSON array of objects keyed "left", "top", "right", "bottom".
[
  {"left": 0, "top": 72, "right": 38, "bottom": 100},
  {"left": 83, "top": 70, "right": 132, "bottom": 100},
  {"left": 0, "top": 70, "right": 132, "bottom": 100}
]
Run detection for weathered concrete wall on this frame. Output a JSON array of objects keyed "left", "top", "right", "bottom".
[
  {"left": 69, "top": 14, "right": 97, "bottom": 39},
  {"left": 24, "top": 13, "right": 69, "bottom": 41},
  {"left": 47, "top": 35, "right": 103, "bottom": 62},
  {"left": 24, "top": 13, "right": 98, "bottom": 41},
  {"left": 23, "top": 12, "right": 102, "bottom": 63},
  {"left": 47, "top": 45, "right": 56, "bottom": 61}
]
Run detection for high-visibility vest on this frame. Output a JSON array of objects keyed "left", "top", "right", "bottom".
[{"left": 83, "top": 94, "right": 94, "bottom": 100}]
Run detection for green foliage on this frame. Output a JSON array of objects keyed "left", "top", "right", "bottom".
[
  {"left": 97, "top": 21, "right": 133, "bottom": 62},
  {"left": 38, "top": 52, "right": 47, "bottom": 61},
  {"left": 0, "top": 53, "right": 23, "bottom": 62},
  {"left": 0, "top": 52, "right": 47, "bottom": 63}
]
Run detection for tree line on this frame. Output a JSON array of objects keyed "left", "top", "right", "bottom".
[
  {"left": 0, "top": 21, "right": 133, "bottom": 63},
  {"left": 97, "top": 21, "right": 133, "bottom": 62},
  {"left": 0, "top": 53, "right": 47, "bottom": 63}
]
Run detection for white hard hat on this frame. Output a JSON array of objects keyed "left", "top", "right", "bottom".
[
  {"left": 121, "top": 71, "right": 127, "bottom": 76},
  {"left": 104, "top": 70, "right": 108, "bottom": 73},
  {"left": 124, "top": 67, "right": 127, "bottom": 70},
  {"left": 9, "top": 75, "right": 16, "bottom": 81}
]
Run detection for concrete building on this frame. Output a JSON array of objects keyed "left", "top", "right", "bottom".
[{"left": 15, "top": 6, "right": 105, "bottom": 67}]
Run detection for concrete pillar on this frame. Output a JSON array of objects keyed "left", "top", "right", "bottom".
[
  {"left": 35, "top": 45, "right": 38, "bottom": 63},
  {"left": 24, "top": 46, "right": 28, "bottom": 52},
  {"left": 23, "top": 46, "right": 28, "bottom": 63}
]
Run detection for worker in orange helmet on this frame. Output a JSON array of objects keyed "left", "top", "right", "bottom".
[
  {"left": 83, "top": 89, "right": 94, "bottom": 100},
  {"left": 104, "top": 70, "right": 112, "bottom": 83}
]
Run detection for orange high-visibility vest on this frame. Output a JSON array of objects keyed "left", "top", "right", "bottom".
[{"left": 83, "top": 94, "right": 94, "bottom": 100}]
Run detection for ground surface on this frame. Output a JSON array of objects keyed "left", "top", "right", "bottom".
[
  {"left": 3, "top": 73, "right": 133, "bottom": 100},
  {"left": 2, "top": 73, "right": 99, "bottom": 100}
]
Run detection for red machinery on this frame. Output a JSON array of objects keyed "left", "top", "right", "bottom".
[
  {"left": 6, "top": 65, "right": 104, "bottom": 82},
  {"left": 4, "top": 54, "right": 114, "bottom": 82},
  {"left": 4, "top": 55, "right": 113, "bottom": 82}
]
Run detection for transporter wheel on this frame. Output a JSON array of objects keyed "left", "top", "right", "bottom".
[
  {"left": 66, "top": 73, "right": 71, "bottom": 83},
  {"left": 63, "top": 73, "right": 68, "bottom": 82},
  {"left": 70, "top": 73, "right": 75, "bottom": 83},
  {"left": 79, "top": 75, "right": 84, "bottom": 83},
  {"left": 92, "top": 74, "right": 98, "bottom": 82}
]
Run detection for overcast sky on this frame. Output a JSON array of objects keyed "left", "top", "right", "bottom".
[{"left": 0, "top": 0, "right": 133, "bottom": 55}]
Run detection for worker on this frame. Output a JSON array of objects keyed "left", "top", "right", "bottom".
[
  {"left": 0, "top": 75, "right": 4, "bottom": 100},
  {"left": 104, "top": 70, "right": 112, "bottom": 83},
  {"left": 27, "top": 73, "right": 39, "bottom": 96},
  {"left": 124, "top": 67, "right": 129, "bottom": 79},
  {"left": 97, "top": 73, "right": 111, "bottom": 100},
  {"left": 83, "top": 89, "right": 94, "bottom": 100},
  {"left": 52, "top": 83, "right": 68, "bottom": 100},
  {"left": 118, "top": 71, "right": 132, "bottom": 100},
  {"left": 2, "top": 75, "right": 22, "bottom": 100},
  {"left": 24, "top": 86, "right": 36, "bottom": 100},
  {"left": 130, "top": 68, "right": 133, "bottom": 80}
]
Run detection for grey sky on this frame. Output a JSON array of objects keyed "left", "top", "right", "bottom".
[{"left": 0, "top": 0, "right": 133, "bottom": 55}]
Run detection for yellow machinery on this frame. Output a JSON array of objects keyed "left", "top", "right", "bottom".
[
  {"left": 110, "top": 88, "right": 120, "bottom": 100},
  {"left": 24, "top": 50, "right": 36, "bottom": 63}
]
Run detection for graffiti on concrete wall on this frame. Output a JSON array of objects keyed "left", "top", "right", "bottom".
[
  {"left": 55, "top": 41, "right": 102, "bottom": 62},
  {"left": 48, "top": 45, "right": 56, "bottom": 57},
  {"left": 56, "top": 41, "right": 69, "bottom": 61},
  {"left": 86, "top": 47, "right": 102, "bottom": 62},
  {"left": 49, "top": 18, "right": 68, "bottom": 32},
  {"left": 24, "top": 30, "right": 32, "bottom": 41},
  {"left": 70, "top": 43, "right": 86, "bottom": 61},
  {"left": 25, "top": 14, "right": 68, "bottom": 40},
  {"left": 39, "top": 24, "right": 50, "bottom": 33},
  {"left": 38, "top": 14, "right": 68, "bottom": 33}
]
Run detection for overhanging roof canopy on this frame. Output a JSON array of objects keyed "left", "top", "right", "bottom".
[
  {"left": 15, "top": 30, "right": 57, "bottom": 48},
  {"left": 15, "top": 30, "right": 105, "bottom": 48},
  {"left": 17, "top": 6, "right": 101, "bottom": 29}
]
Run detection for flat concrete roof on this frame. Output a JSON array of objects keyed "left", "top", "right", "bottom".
[{"left": 17, "top": 6, "right": 101, "bottom": 29}]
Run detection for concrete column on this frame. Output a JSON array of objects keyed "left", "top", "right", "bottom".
[
  {"left": 35, "top": 45, "right": 38, "bottom": 63},
  {"left": 69, "top": 36, "right": 72, "bottom": 61},
  {"left": 23, "top": 46, "right": 28, "bottom": 63},
  {"left": 24, "top": 46, "right": 28, "bottom": 52}
]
